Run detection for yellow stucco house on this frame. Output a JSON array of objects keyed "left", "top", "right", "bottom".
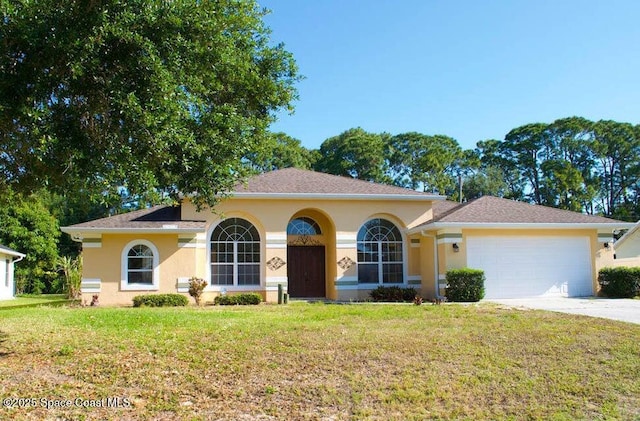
[{"left": 61, "top": 168, "right": 634, "bottom": 305}]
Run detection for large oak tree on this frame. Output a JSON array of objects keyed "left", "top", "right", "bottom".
[{"left": 0, "top": 0, "right": 299, "bottom": 209}]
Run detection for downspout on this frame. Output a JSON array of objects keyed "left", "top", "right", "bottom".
[
  {"left": 420, "top": 231, "right": 440, "bottom": 299},
  {"left": 11, "top": 254, "right": 25, "bottom": 297}
]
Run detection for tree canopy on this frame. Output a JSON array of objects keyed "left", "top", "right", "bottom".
[
  {"left": 388, "top": 132, "right": 463, "bottom": 195},
  {"left": 0, "top": 0, "right": 299, "bottom": 209},
  {"left": 312, "top": 128, "right": 391, "bottom": 183},
  {"left": 0, "top": 189, "right": 60, "bottom": 293},
  {"left": 243, "top": 132, "right": 312, "bottom": 173}
]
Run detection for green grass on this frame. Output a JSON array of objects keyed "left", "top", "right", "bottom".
[
  {"left": 0, "top": 294, "right": 73, "bottom": 309},
  {"left": 0, "top": 302, "right": 639, "bottom": 420}
]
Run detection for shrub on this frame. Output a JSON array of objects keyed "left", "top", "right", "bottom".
[
  {"left": 188, "top": 277, "right": 207, "bottom": 306},
  {"left": 598, "top": 267, "right": 640, "bottom": 298},
  {"left": 133, "top": 294, "right": 188, "bottom": 307},
  {"left": 445, "top": 268, "right": 485, "bottom": 302},
  {"left": 57, "top": 255, "right": 82, "bottom": 300},
  {"left": 214, "top": 293, "right": 262, "bottom": 305},
  {"left": 369, "top": 286, "right": 418, "bottom": 302}
]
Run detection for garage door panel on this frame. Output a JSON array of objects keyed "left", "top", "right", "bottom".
[{"left": 467, "top": 236, "right": 592, "bottom": 299}]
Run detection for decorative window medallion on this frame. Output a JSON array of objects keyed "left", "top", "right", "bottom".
[
  {"left": 337, "top": 256, "right": 355, "bottom": 270},
  {"left": 266, "top": 256, "right": 286, "bottom": 271}
]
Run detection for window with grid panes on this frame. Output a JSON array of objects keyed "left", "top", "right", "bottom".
[
  {"left": 127, "top": 244, "right": 154, "bottom": 285},
  {"left": 210, "top": 218, "right": 260, "bottom": 286},
  {"left": 356, "top": 218, "right": 403, "bottom": 284}
]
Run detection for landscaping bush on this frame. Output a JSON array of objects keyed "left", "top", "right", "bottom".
[
  {"left": 369, "top": 286, "right": 418, "bottom": 302},
  {"left": 214, "top": 293, "right": 262, "bottom": 305},
  {"left": 132, "top": 294, "right": 188, "bottom": 307},
  {"left": 188, "top": 277, "right": 207, "bottom": 306},
  {"left": 598, "top": 267, "right": 640, "bottom": 298},
  {"left": 445, "top": 268, "right": 485, "bottom": 302}
]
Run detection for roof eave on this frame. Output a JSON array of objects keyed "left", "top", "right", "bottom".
[
  {"left": 61, "top": 226, "right": 206, "bottom": 238},
  {"left": 231, "top": 192, "right": 445, "bottom": 201},
  {"left": 0, "top": 248, "right": 26, "bottom": 258},
  {"left": 410, "top": 221, "right": 636, "bottom": 235}
]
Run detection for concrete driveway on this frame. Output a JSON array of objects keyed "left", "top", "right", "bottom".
[{"left": 487, "top": 297, "right": 640, "bottom": 325}]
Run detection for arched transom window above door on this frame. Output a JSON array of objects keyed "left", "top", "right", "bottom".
[
  {"left": 287, "top": 217, "right": 321, "bottom": 236},
  {"left": 287, "top": 217, "right": 322, "bottom": 246}
]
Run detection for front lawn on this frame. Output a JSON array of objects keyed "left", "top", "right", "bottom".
[
  {"left": 0, "top": 303, "right": 638, "bottom": 420},
  {"left": 0, "top": 294, "right": 72, "bottom": 309}
]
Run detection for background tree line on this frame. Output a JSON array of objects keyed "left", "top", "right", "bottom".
[{"left": 251, "top": 117, "right": 640, "bottom": 222}]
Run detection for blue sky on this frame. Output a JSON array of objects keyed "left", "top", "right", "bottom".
[{"left": 261, "top": 0, "right": 640, "bottom": 151}]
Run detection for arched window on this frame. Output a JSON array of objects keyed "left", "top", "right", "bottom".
[
  {"left": 128, "top": 245, "right": 154, "bottom": 284},
  {"left": 287, "top": 217, "right": 321, "bottom": 235},
  {"left": 121, "top": 240, "right": 160, "bottom": 290},
  {"left": 357, "top": 218, "right": 403, "bottom": 284},
  {"left": 211, "top": 218, "right": 260, "bottom": 286}
]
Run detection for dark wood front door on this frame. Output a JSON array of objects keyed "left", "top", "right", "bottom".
[{"left": 287, "top": 246, "right": 325, "bottom": 298}]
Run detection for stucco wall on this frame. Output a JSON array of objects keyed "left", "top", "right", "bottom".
[
  {"left": 597, "top": 245, "right": 640, "bottom": 269},
  {"left": 614, "top": 230, "right": 640, "bottom": 259},
  {"left": 184, "top": 198, "right": 432, "bottom": 231},
  {"left": 81, "top": 233, "right": 198, "bottom": 306},
  {"left": 418, "top": 236, "right": 436, "bottom": 298}
]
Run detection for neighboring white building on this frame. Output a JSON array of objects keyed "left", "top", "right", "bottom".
[
  {"left": 609, "top": 222, "right": 640, "bottom": 267},
  {"left": 0, "top": 245, "right": 26, "bottom": 300}
]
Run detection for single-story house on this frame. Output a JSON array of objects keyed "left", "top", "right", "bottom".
[
  {"left": 0, "top": 245, "right": 26, "bottom": 300},
  {"left": 61, "top": 168, "right": 634, "bottom": 305}
]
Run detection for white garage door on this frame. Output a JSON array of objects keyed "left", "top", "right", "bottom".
[{"left": 466, "top": 236, "right": 593, "bottom": 299}]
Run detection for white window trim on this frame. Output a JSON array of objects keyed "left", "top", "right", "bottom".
[
  {"left": 206, "top": 218, "right": 262, "bottom": 290},
  {"left": 121, "top": 240, "right": 160, "bottom": 291},
  {"left": 356, "top": 218, "right": 407, "bottom": 286}
]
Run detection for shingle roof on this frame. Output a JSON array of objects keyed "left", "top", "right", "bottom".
[
  {"left": 64, "top": 205, "right": 206, "bottom": 230},
  {"left": 234, "top": 168, "right": 439, "bottom": 197},
  {"left": 432, "top": 199, "right": 462, "bottom": 218},
  {"left": 64, "top": 171, "right": 628, "bottom": 232},
  {"left": 429, "top": 195, "right": 625, "bottom": 225},
  {"left": 63, "top": 170, "right": 441, "bottom": 231}
]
